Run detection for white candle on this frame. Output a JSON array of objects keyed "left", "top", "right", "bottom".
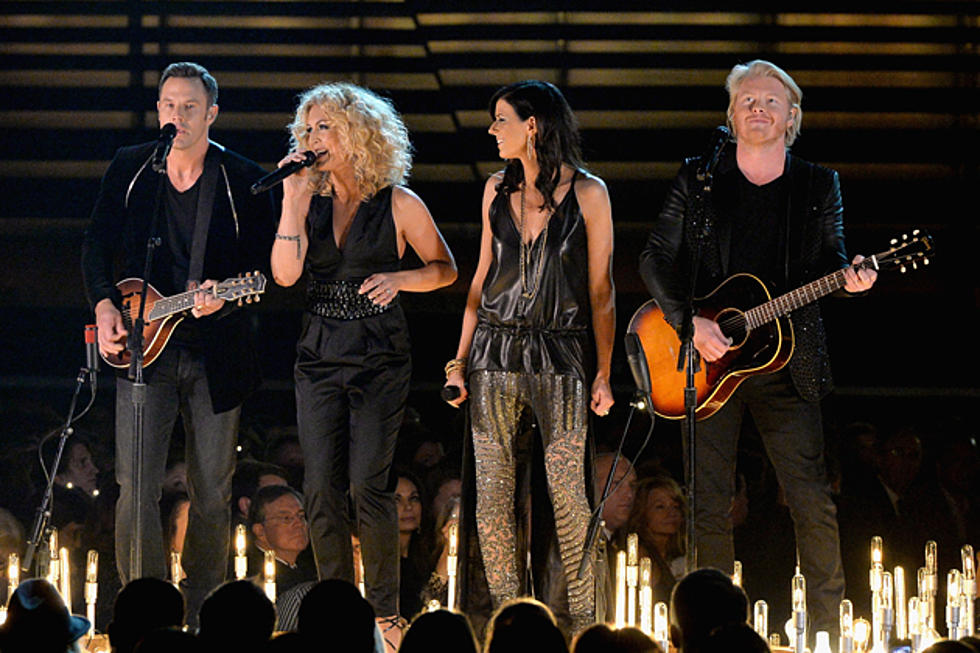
[
  {"left": 7, "top": 553, "right": 19, "bottom": 603},
  {"left": 47, "top": 530, "right": 59, "bottom": 587},
  {"left": 924, "top": 542, "right": 938, "bottom": 630},
  {"left": 792, "top": 571, "right": 807, "bottom": 653},
  {"left": 615, "top": 550, "right": 627, "bottom": 629},
  {"left": 895, "top": 566, "right": 907, "bottom": 640},
  {"left": 85, "top": 550, "right": 98, "bottom": 637},
  {"left": 447, "top": 521, "right": 458, "bottom": 611},
  {"left": 733, "top": 560, "right": 743, "bottom": 588},
  {"left": 639, "top": 557, "right": 652, "bottom": 634},
  {"left": 626, "top": 533, "right": 638, "bottom": 627},
  {"left": 962, "top": 545, "right": 976, "bottom": 635},
  {"left": 263, "top": 549, "right": 276, "bottom": 602},
  {"left": 234, "top": 525, "right": 248, "bottom": 580},
  {"left": 58, "top": 547, "right": 71, "bottom": 614},
  {"left": 754, "top": 600, "right": 769, "bottom": 639},
  {"left": 908, "top": 597, "right": 922, "bottom": 653},
  {"left": 947, "top": 569, "right": 962, "bottom": 639},
  {"left": 840, "top": 599, "right": 854, "bottom": 653},
  {"left": 881, "top": 571, "right": 894, "bottom": 645},
  {"left": 854, "top": 617, "right": 871, "bottom": 653},
  {"left": 654, "top": 602, "right": 669, "bottom": 653}
]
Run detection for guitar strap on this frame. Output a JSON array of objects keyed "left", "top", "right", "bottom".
[{"left": 187, "top": 145, "right": 222, "bottom": 286}]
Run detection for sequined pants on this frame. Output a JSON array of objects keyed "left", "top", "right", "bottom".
[{"left": 469, "top": 370, "right": 595, "bottom": 629}]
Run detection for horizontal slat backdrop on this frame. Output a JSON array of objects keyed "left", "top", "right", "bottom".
[{"left": 1, "top": 2, "right": 976, "bottom": 225}]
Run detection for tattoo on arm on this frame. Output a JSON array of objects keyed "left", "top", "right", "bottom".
[{"left": 276, "top": 233, "right": 301, "bottom": 260}]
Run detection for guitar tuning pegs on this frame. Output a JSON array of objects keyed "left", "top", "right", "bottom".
[
  {"left": 923, "top": 258, "right": 930, "bottom": 266},
  {"left": 912, "top": 229, "right": 920, "bottom": 236},
  {"left": 900, "top": 265, "right": 907, "bottom": 274},
  {"left": 237, "top": 298, "right": 243, "bottom": 306},
  {"left": 902, "top": 233, "right": 908, "bottom": 240},
  {"left": 890, "top": 238, "right": 898, "bottom": 246},
  {"left": 911, "top": 261, "right": 918, "bottom": 270},
  {"left": 255, "top": 295, "right": 261, "bottom": 302}
]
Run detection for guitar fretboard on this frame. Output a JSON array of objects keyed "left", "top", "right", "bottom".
[{"left": 744, "top": 260, "right": 872, "bottom": 330}]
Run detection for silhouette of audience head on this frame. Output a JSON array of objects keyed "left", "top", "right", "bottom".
[
  {"left": 0, "top": 578, "right": 90, "bottom": 653},
  {"left": 699, "top": 622, "right": 769, "bottom": 653},
  {"left": 594, "top": 453, "right": 636, "bottom": 535},
  {"left": 107, "top": 577, "right": 184, "bottom": 653},
  {"left": 198, "top": 580, "right": 275, "bottom": 652},
  {"left": 232, "top": 459, "right": 288, "bottom": 522},
  {"left": 265, "top": 631, "right": 308, "bottom": 652},
  {"left": 923, "top": 641, "right": 978, "bottom": 653},
  {"left": 485, "top": 597, "right": 568, "bottom": 653},
  {"left": 572, "top": 623, "right": 660, "bottom": 653},
  {"left": 132, "top": 627, "right": 202, "bottom": 653},
  {"left": 298, "top": 579, "right": 376, "bottom": 653},
  {"left": 399, "top": 609, "right": 478, "bottom": 653},
  {"left": 670, "top": 568, "right": 748, "bottom": 653}
]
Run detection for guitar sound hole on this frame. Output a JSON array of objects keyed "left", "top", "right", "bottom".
[{"left": 715, "top": 308, "right": 748, "bottom": 349}]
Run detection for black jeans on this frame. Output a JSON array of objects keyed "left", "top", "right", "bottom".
[
  {"left": 690, "top": 368, "right": 844, "bottom": 635},
  {"left": 115, "top": 346, "right": 237, "bottom": 610},
  {"left": 294, "top": 310, "right": 410, "bottom": 617}
]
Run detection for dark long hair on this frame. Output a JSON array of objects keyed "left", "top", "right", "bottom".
[{"left": 489, "top": 80, "right": 586, "bottom": 212}]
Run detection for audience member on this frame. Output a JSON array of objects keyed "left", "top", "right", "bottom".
[
  {"left": 627, "top": 475, "right": 687, "bottom": 604},
  {"left": 297, "top": 579, "right": 380, "bottom": 653},
  {"left": 132, "top": 627, "right": 202, "bottom": 653},
  {"left": 53, "top": 439, "right": 100, "bottom": 497},
  {"left": 399, "top": 609, "right": 479, "bottom": 653},
  {"left": 198, "top": 580, "right": 275, "bottom": 653},
  {"left": 933, "top": 422, "right": 980, "bottom": 550},
  {"left": 669, "top": 568, "right": 748, "bottom": 653},
  {"left": 247, "top": 485, "right": 316, "bottom": 593},
  {"left": 0, "top": 578, "right": 90, "bottom": 653},
  {"left": 107, "top": 578, "right": 184, "bottom": 653},
  {"left": 396, "top": 470, "right": 431, "bottom": 620},
  {"left": 484, "top": 598, "right": 568, "bottom": 653},
  {"left": 232, "top": 460, "right": 289, "bottom": 527},
  {"left": 593, "top": 453, "right": 637, "bottom": 622},
  {"left": 699, "top": 622, "right": 769, "bottom": 653},
  {"left": 572, "top": 623, "right": 660, "bottom": 653}
]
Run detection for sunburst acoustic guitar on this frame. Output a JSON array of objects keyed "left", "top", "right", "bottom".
[
  {"left": 627, "top": 230, "right": 934, "bottom": 420},
  {"left": 101, "top": 272, "right": 267, "bottom": 369}
]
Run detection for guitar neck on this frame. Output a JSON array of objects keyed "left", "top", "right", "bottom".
[
  {"left": 745, "top": 262, "right": 869, "bottom": 330},
  {"left": 147, "top": 289, "right": 201, "bottom": 321}
]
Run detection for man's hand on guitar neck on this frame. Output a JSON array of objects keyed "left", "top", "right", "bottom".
[
  {"left": 94, "top": 298, "right": 128, "bottom": 358},
  {"left": 843, "top": 254, "right": 878, "bottom": 294},
  {"left": 693, "top": 315, "right": 732, "bottom": 363},
  {"left": 190, "top": 279, "right": 225, "bottom": 318}
]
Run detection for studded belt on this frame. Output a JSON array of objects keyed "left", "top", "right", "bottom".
[{"left": 306, "top": 279, "right": 393, "bottom": 320}]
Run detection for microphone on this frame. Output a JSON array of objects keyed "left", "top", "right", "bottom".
[
  {"left": 84, "top": 324, "right": 99, "bottom": 385},
  {"left": 695, "top": 125, "right": 731, "bottom": 183},
  {"left": 625, "top": 332, "right": 653, "bottom": 413},
  {"left": 250, "top": 151, "right": 318, "bottom": 194},
  {"left": 151, "top": 123, "right": 178, "bottom": 174},
  {"left": 441, "top": 385, "right": 462, "bottom": 403}
]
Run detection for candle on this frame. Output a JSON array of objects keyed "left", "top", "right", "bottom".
[
  {"left": 895, "top": 566, "right": 907, "bottom": 640},
  {"left": 447, "top": 521, "right": 458, "bottom": 611},
  {"left": 615, "top": 550, "right": 627, "bottom": 629},
  {"left": 962, "top": 545, "right": 976, "bottom": 635},
  {"left": 234, "top": 524, "right": 248, "bottom": 580},
  {"left": 854, "top": 617, "right": 871, "bottom": 653},
  {"left": 792, "top": 572, "right": 807, "bottom": 653},
  {"left": 754, "top": 600, "right": 768, "bottom": 639},
  {"left": 881, "top": 571, "right": 894, "bottom": 645},
  {"left": 924, "top": 542, "right": 938, "bottom": 630},
  {"left": 47, "top": 529, "right": 59, "bottom": 587},
  {"left": 170, "top": 550, "right": 181, "bottom": 588},
  {"left": 814, "top": 631, "right": 832, "bottom": 653},
  {"left": 59, "top": 547, "right": 71, "bottom": 614},
  {"left": 639, "top": 557, "right": 652, "bottom": 634},
  {"left": 7, "top": 553, "right": 19, "bottom": 603},
  {"left": 654, "top": 602, "right": 669, "bottom": 653},
  {"left": 263, "top": 549, "right": 276, "bottom": 602},
  {"left": 733, "top": 560, "right": 743, "bottom": 588},
  {"left": 947, "top": 569, "right": 962, "bottom": 639},
  {"left": 908, "top": 597, "right": 921, "bottom": 653},
  {"left": 840, "top": 599, "right": 854, "bottom": 653},
  {"left": 626, "top": 533, "right": 638, "bottom": 627},
  {"left": 85, "top": 550, "right": 98, "bottom": 637},
  {"left": 769, "top": 634, "right": 782, "bottom": 649}
]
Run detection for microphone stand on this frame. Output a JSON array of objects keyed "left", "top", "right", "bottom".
[
  {"left": 125, "top": 172, "right": 167, "bottom": 581},
  {"left": 22, "top": 364, "right": 96, "bottom": 575}
]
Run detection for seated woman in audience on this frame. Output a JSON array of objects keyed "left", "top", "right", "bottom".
[
  {"left": 626, "top": 475, "right": 687, "bottom": 603},
  {"left": 396, "top": 470, "right": 431, "bottom": 619}
]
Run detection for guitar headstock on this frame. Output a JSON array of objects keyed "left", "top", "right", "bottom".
[
  {"left": 871, "top": 229, "right": 934, "bottom": 274},
  {"left": 216, "top": 271, "right": 268, "bottom": 305}
]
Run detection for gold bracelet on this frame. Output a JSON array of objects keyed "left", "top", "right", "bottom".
[{"left": 444, "top": 358, "right": 467, "bottom": 380}]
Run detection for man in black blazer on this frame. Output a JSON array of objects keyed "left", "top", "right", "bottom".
[
  {"left": 81, "top": 62, "right": 274, "bottom": 620},
  {"left": 639, "top": 59, "right": 877, "bottom": 637}
]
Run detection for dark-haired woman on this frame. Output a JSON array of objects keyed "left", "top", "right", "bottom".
[{"left": 444, "top": 80, "right": 615, "bottom": 631}]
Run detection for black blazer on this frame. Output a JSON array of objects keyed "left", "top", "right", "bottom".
[
  {"left": 638, "top": 148, "right": 851, "bottom": 402},
  {"left": 81, "top": 140, "right": 276, "bottom": 411}
]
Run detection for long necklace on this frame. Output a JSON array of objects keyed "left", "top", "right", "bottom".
[{"left": 519, "top": 183, "right": 549, "bottom": 300}]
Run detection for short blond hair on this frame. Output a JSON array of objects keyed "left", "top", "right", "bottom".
[
  {"left": 289, "top": 82, "right": 412, "bottom": 198},
  {"left": 725, "top": 59, "right": 803, "bottom": 146}
]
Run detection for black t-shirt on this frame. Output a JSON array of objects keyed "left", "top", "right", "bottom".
[
  {"left": 727, "top": 172, "right": 787, "bottom": 292},
  {"left": 165, "top": 176, "right": 203, "bottom": 346}
]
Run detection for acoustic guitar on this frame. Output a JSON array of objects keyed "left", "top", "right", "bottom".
[
  {"left": 101, "top": 272, "right": 266, "bottom": 369},
  {"left": 627, "top": 230, "right": 933, "bottom": 420}
]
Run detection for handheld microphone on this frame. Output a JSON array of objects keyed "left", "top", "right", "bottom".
[
  {"left": 441, "top": 385, "right": 462, "bottom": 403},
  {"left": 84, "top": 324, "right": 99, "bottom": 385},
  {"left": 250, "top": 151, "right": 318, "bottom": 194},
  {"left": 695, "top": 125, "right": 731, "bottom": 183},
  {"left": 151, "top": 123, "right": 178, "bottom": 174}
]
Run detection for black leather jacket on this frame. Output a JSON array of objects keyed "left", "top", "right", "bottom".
[{"left": 639, "top": 147, "right": 851, "bottom": 402}]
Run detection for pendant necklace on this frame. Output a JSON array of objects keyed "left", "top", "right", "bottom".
[{"left": 519, "top": 183, "right": 549, "bottom": 300}]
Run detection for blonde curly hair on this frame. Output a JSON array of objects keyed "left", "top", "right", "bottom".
[{"left": 288, "top": 82, "right": 412, "bottom": 198}]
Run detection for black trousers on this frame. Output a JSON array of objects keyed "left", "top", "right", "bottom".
[
  {"left": 690, "top": 368, "right": 844, "bottom": 635},
  {"left": 294, "top": 309, "right": 411, "bottom": 617}
]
